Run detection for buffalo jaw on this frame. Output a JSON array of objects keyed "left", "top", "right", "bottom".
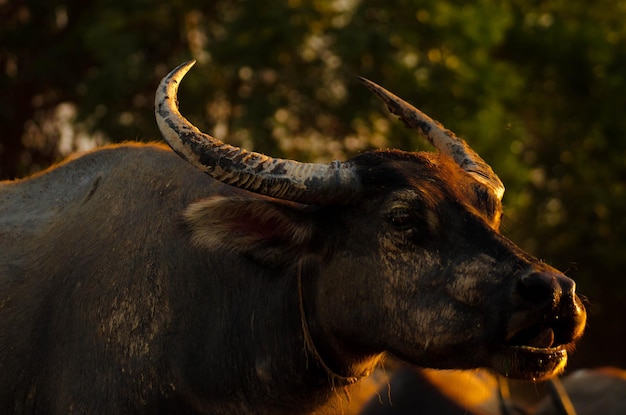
[
  {"left": 493, "top": 345, "right": 568, "bottom": 381},
  {"left": 491, "top": 282, "right": 587, "bottom": 381}
]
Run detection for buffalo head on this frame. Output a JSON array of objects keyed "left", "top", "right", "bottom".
[{"left": 155, "top": 61, "right": 586, "bottom": 382}]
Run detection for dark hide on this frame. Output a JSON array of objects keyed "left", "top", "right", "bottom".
[{"left": 0, "top": 142, "right": 584, "bottom": 414}]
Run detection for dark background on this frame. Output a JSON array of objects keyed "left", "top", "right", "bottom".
[{"left": 2, "top": 0, "right": 625, "bottom": 372}]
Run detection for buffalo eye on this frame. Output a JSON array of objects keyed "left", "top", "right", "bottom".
[{"left": 387, "top": 206, "right": 414, "bottom": 228}]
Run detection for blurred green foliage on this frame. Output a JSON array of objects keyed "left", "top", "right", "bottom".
[{"left": 2, "top": 0, "right": 625, "bottom": 368}]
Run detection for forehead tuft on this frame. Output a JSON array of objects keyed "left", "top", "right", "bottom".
[
  {"left": 351, "top": 150, "right": 502, "bottom": 228},
  {"left": 351, "top": 150, "right": 439, "bottom": 187}
]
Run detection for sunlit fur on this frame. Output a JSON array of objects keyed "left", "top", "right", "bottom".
[{"left": 351, "top": 150, "right": 503, "bottom": 230}]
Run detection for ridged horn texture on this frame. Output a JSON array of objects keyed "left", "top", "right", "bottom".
[
  {"left": 358, "top": 76, "right": 505, "bottom": 201},
  {"left": 155, "top": 61, "right": 360, "bottom": 205}
]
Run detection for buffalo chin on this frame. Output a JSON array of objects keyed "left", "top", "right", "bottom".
[{"left": 492, "top": 345, "right": 568, "bottom": 381}]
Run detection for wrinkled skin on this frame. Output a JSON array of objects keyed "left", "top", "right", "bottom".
[{"left": 299, "top": 151, "right": 585, "bottom": 381}]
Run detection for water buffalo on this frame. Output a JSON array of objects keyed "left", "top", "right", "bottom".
[
  {"left": 357, "top": 366, "right": 626, "bottom": 415},
  {"left": 0, "top": 61, "right": 586, "bottom": 414},
  {"left": 534, "top": 367, "right": 626, "bottom": 415},
  {"left": 358, "top": 367, "right": 498, "bottom": 415}
]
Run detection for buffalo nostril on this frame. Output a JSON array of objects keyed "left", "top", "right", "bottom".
[
  {"left": 557, "top": 274, "right": 576, "bottom": 299},
  {"left": 517, "top": 272, "right": 562, "bottom": 308}
]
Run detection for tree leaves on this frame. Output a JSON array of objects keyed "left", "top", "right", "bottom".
[{"left": 2, "top": 0, "right": 625, "bottom": 368}]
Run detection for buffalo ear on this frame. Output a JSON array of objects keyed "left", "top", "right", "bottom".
[{"left": 184, "top": 196, "right": 315, "bottom": 266}]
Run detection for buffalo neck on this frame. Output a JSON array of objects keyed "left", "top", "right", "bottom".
[{"left": 167, "top": 252, "right": 367, "bottom": 414}]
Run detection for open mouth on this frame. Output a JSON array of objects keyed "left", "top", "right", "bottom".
[
  {"left": 493, "top": 344, "right": 568, "bottom": 381},
  {"left": 487, "top": 271, "right": 586, "bottom": 381},
  {"left": 492, "top": 327, "right": 569, "bottom": 381}
]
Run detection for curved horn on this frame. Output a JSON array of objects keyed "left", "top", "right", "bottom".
[
  {"left": 358, "top": 77, "right": 505, "bottom": 201},
  {"left": 155, "top": 61, "right": 360, "bottom": 205}
]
